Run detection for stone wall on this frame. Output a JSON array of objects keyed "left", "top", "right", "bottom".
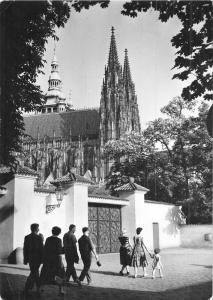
[{"left": 180, "top": 224, "right": 212, "bottom": 248}]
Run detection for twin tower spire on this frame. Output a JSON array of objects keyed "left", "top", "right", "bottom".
[{"left": 100, "top": 27, "right": 141, "bottom": 152}]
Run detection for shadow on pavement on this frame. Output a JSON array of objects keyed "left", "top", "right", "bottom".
[
  {"left": 0, "top": 272, "right": 212, "bottom": 300},
  {"left": 190, "top": 264, "right": 212, "bottom": 269}
]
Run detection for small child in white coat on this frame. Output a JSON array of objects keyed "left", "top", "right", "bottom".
[{"left": 151, "top": 248, "right": 163, "bottom": 279}]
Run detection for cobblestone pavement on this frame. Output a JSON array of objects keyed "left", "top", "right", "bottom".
[{"left": 0, "top": 248, "right": 212, "bottom": 300}]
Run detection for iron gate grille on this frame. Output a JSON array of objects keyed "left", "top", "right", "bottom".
[{"left": 88, "top": 204, "right": 121, "bottom": 254}]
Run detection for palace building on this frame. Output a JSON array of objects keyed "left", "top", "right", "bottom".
[{"left": 22, "top": 27, "right": 141, "bottom": 185}]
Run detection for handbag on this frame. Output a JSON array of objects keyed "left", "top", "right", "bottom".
[{"left": 96, "top": 260, "right": 101, "bottom": 267}]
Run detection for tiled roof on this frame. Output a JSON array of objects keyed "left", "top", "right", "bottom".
[
  {"left": 0, "top": 165, "right": 38, "bottom": 177},
  {"left": 24, "top": 109, "right": 100, "bottom": 140},
  {"left": 50, "top": 172, "right": 94, "bottom": 186},
  {"left": 115, "top": 182, "right": 149, "bottom": 192}
]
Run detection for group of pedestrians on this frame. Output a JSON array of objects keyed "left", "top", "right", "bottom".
[
  {"left": 118, "top": 227, "right": 163, "bottom": 279},
  {"left": 23, "top": 223, "right": 99, "bottom": 296}
]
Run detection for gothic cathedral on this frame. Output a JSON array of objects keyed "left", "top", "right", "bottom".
[{"left": 22, "top": 27, "right": 141, "bottom": 185}]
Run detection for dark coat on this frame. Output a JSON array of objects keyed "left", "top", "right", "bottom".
[
  {"left": 23, "top": 233, "right": 44, "bottom": 265},
  {"left": 63, "top": 231, "right": 79, "bottom": 262},
  {"left": 78, "top": 235, "right": 94, "bottom": 261},
  {"left": 40, "top": 236, "right": 65, "bottom": 284}
]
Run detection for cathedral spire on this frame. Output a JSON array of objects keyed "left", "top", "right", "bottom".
[
  {"left": 123, "top": 49, "right": 132, "bottom": 85},
  {"left": 43, "top": 39, "right": 67, "bottom": 114},
  {"left": 107, "top": 26, "right": 120, "bottom": 70},
  {"left": 48, "top": 41, "right": 61, "bottom": 91}
]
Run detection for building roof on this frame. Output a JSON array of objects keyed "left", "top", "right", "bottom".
[
  {"left": 115, "top": 182, "right": 149, "bottom": 192},
  {"left": 24, "top": 109, "right": 100, "bottom": 140},
  {"left": 50, "top": 172, "right": 94, "bottom": 186},
  {"left": 0, "top": 165, "right": 38, "bottom": 177}
]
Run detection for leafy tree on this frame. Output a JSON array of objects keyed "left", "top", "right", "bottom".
[
  {"left": 105, "top": 97, "right": 212, "bottom": 223},
  {"left": 0, "top": 1, "right": 70, "bottom": 165},
  {"left": 122, "top": 1, "right": 213, "bottom": 102}
]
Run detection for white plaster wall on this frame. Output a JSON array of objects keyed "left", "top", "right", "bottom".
[
  {"left": 142, "top": 202, "right": 181, "bottom": 251},
  {"left": 120, "top": 191, "right": 136, "bottom": 240},
  {"left": 13, "top": 176, "right": 37, "bottom": 249},
  {"left": 121, "top": 190, "right": 147, "bottom": 244},
  {"left": 134, "top": 191, "right": 145, "bottom": 229},
  {"left": 13, "top": 175, "right": 68, "bottom": 248},
  {"left": 73, "top": 183, "right": 89, "bottom": 239},
  {"left": 0, "top": 178, "right": 14, "bottom": 259},
  {"left": 34, "top": 192, "right": 67, "bottom": 242}
]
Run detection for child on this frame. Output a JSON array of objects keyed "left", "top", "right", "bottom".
[{"left": 151, "top": 248, "right": 163, "bottom": 279}]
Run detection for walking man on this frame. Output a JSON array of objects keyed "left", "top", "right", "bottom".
[
  {"left": 63, "top": 224, "right": 81, "bottom": 286},
  {"left": 23, "top": 223, "right": 44, "bottom": 294},
  {"left": 78, "top": 227, "right": 98, "bottom": 285}
]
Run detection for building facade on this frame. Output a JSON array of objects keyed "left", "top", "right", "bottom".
[{"left": 22, "top": 28, "right": 141, "bottom": 184}]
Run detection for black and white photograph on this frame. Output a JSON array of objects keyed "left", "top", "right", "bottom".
[{"left": 0, "top": 1, "right": 212, "bottom": 299}]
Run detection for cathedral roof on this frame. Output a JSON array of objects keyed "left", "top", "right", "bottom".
[{"left": 24, "top": 109, "right": 100, "bottom": 140}]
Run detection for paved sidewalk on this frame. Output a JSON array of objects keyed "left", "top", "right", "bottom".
[{"left": 0, "top": 248, "right": 212, "bottom": 300}]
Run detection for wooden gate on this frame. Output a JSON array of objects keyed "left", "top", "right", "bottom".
[{"left": 88, "top": 203, "right": 121, "bottom": 254}]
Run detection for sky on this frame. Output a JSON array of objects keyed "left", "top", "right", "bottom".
[{"left": 36, "top": 1, "right": 187, "bottom": 129}]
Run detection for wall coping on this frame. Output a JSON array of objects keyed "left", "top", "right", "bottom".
[{"left": 88, "top": 196, "right": 129, "bottom": 206}]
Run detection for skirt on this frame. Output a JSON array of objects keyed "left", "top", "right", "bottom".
[
  {"left": 131, "top": 247, "right": 148, "bottom": 267},
  {"left": 40, "top": 255, "right": 65, "bottom": 285},
  {"left": 120, "top": 245, "right": 132, "bottom": 266}
]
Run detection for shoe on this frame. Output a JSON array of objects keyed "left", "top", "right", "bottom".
[
  {"left": 126, "top": 271, "right": 130, "bottom": 276},
  {"left": 59, "top": 290, "right": 66, "bottom": 296},
  {"left": 152, "top": 276, "right": 155, "bottom": 279},
  {"left": 87, "top": 278, "right": 92, "bottom": 285},
  {"left": 119, "top": 271, "right": 124, "bottom": 276},
  {"left": 75, "top": 279, "right": 82, "bottom": 287},
  {"left": 134, "top": 274, "right": 137, "bottom": 278},
  {"left": 55, "top": 276, "right": 64, "bottom": 285}
]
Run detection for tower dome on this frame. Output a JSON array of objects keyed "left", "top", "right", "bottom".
[{"left": 41, "top": 41, "right": 69, "bottom": 114}]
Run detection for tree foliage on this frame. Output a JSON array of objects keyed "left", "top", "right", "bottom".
[
  {"left": 105, "top": 98, "right": 212, "bottom": 224},
  {"left": 0, "top": 1, "right": 70, "bottom": 165},
  {"left": 122, "top": 1, "right": 213, "bottom": 102}
]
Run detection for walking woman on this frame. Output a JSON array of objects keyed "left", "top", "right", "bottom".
[
  {"left": 118, "top": 229, "right": 132, "bottom": 276},
  {"left": 40, "top": 226, "right": 65, "bottom": 295},
  {"left": 131, "top": 227, "right": 148, "bottom": 278}
]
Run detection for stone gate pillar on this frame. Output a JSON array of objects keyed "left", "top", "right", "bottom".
[
  {"left": 64, "top": 181, "right": 89, "bottom": 239},
  {"left": 115, "top": 178, "right": 149, "bottom": 241},
  {"left": 51, "top": 172, "right": 92, "bottom": 240}
]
